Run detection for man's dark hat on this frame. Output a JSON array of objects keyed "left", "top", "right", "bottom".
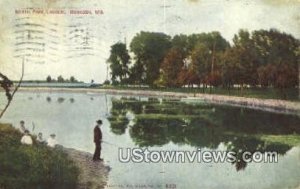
[{"left": 96, "top": 120, "right": 102, "bottom": 124}]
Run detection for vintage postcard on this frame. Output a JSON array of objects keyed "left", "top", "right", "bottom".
[{"left": 0, "top": 0, "right": 300, "bottom": 189}]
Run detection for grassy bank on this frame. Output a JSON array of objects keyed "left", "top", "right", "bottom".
[{"left": 0, "top": 123, "right": 79, "bottom": 189}]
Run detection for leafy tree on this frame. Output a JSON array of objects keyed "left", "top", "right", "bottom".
[
  {"left": 188, "top": 32, "right": 229, "bottom": 89},
  {"left": 70, "top": 76, "right": 77, "bottom": 83},
  {"left": 128, "top": 58, "right": 145, "bottom": 85},
  {"left": 171, "top": 34, "right": 190, "bottom": 57},
  {"left": 232, "top": 29, "right": 260, "bottom": 87},
  {"left": 130, "top": 31, "right": 171, "bottom": 86},
  {"left": 157, "top": 48, "right": 184, "bottom": 87},
  {"left": 190, "top": 43, "right": 211, "bottom": 87},
  {"left": 103, "top": 80, "right": 110, "bottom": 85},
  {"left": 252, "top": 29, "right": 299, "bottom": 88},
  {"left": 46, "top": 75, "right": 52, "bottom": 82},
  {"left": 257, "top": 64, "right": 275, "bottom": 88},
  {"left": 178, "top": 58, "right": 200, "bottom": 88},
  {"left": 107, "top": 29, "right": 299, "bottom": 93},
  {"left": 274, "top": 63, "right": 298, "bottom": 89},
  {"left": 57, "top": 75, "right": 64, "bottom": 83},
  {"left": 221, "top": 48, "right": 243, "bottom": 90},
  {"left": 188, "top": 32, "right": 230, "bottom": 53},
  {"left": 107, "top": 42, "right": 130, "bottom": 85},
  {"left": 252, "top": 29, "right": 299, "bottom": 68},
  {"left": 171, "top": 32, "right": 229, "bottom": 89},
  {"left": 222, "top": 29, "right": 299, "bottom": 91}
]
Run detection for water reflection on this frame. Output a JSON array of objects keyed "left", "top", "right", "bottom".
[
  {"left": 57, "top": 97, "right": 65, "bottom": 103},
  {"left": 70, "top": 98, "right": 75, "bottom": 103},
  {"left": 108, "top": 97, "right": 300, "bottom": 171},
  {"left": 46, "top": 97, "right": 51, "bottom": 103}
]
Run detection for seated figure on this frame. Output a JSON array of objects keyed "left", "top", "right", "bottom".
[
  {"left": 47, "top": 134, "right": 58, "bottom": 148},
  {"left": 21, "top": 130, "right": 33, "bottom": 145}
]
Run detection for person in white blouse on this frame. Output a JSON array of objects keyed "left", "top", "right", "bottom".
[
  {"left": 20, "top": 130, "right": 33, "bottom": 145},
  {"left": 47, "top": 134, "right": 58, "bottom": 148}
]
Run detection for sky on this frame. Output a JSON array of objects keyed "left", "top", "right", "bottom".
[{"left": 0, "top": 0, "right": 299, "bottom": 83}]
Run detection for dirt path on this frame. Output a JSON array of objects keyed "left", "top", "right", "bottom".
[{"left": 63, "top": 147, "right": 110, "bottom": 189}]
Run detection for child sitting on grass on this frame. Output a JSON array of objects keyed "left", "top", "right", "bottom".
[{"left": 20, "top": 130, "right": 33, "bottom": 145}]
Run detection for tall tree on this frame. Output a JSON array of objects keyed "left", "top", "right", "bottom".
[
  {"left": 107, "top": 42, "right": 130, "bottom": 85},
  {"left": 232, "top": 29, "right": 260, "bottom": 87},
  {"left": 46, "top": 75, "right": 52, "bottom": 82},
  {"left": 171, "top": 34, "right": 189, "bottom": 57},
  {"left": 70, "top": 76, "right": 77, "bottom": 83},
  {"left": 252, "top": 29, "right": 299, "bottom": 89},
  {"left": 188, "top": 32, "right": 229, "bottom": 88},
  {"left": 128, "top": 57, "right": 145, "bottom": 85},
  {"left": 57, "top": 75, "right": 64, "bottom": 83},
  {"left": 190, "top": 43, "right": 211, "bottom": 87},
  {"left": 130, "top": 31, "right": 171, "bottom": 86},
  {"left": 157, "top": 48, "right": 184, "bottom": 87},
  {"left": 221, "top": 47, "right": 243, "bottom": 89}
]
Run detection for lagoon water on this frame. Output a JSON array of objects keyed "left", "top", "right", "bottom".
[{"left": 1, "top": 91, "right": 300, "bottom": 189}]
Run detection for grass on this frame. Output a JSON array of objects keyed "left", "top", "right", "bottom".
[
  {"left": 255, "top": 134, "right": 300, "bottom": 147},
  {"left": 225, "top": 131, "right": 300, "bottom": 147},
  {"left": 0, "top": 123, "right": 79, "bottom": 189},
  {"left": 103, "top": 85, "right": 300, "bottom": 101}
]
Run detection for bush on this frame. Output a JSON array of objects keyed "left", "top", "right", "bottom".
[{"left": 0, "top": 123, "right": 79, "bottom": 189}]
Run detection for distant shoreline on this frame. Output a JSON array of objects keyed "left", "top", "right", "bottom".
[{"left": 15, "top": 87, "right": 300, "bottom": 116}]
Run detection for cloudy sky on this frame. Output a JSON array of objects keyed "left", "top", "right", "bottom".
[{"left": 0, "top": 0, "right": 299, "bottom": 83}]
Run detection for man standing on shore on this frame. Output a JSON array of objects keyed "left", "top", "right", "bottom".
[{"left": 93, "top": 120, "right": 103, "bottom": 161}]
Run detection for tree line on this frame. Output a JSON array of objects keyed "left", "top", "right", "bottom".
[
  {"left": 107, "top": 29, "right": 299, "bottom": 91},
  {"left": 46, "top": 75, "right": 79, "bottom": 83}
]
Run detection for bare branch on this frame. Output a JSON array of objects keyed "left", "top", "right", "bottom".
[{"left": 0, "top": 58, "right": 24, "bottom": 119}]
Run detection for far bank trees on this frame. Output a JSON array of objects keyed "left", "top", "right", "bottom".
[{"left": 107, "top": 29, "right": 299, "bottom": 91}]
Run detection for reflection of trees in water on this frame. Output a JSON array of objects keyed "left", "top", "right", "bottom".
[
  {"left": 108, "top": 97, "right": 300, "bottom": 171},
  {"left": 108, "top": 115, "right": 128, "bottom": 135},
  {"left": 107, "top": 98, "right": 129, "bottom": 135},
  {"left": 219, "top": 107, "right": 300, "bottom": 135},
  {"left": 57, "top": 97, "right": 65, "bottom": 103},
  {"left": 46, "top": 97, "right": 51, "bottom": 103},
  {"left": 70, "top": 98, "right": 75, "bottom": 103},
  {"left": 130, "top": 119, "right": 171, "bottom": 146},
  {"left": 226, "top": 137, "right": 291, "bottom": 171}
]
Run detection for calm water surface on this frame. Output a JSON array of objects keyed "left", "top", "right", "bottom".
[{"left": 1, "top": 91, "right": 300, "bottom": 189}]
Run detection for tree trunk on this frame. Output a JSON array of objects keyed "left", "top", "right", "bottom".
[{"left": 0, "top": 58, "right": 24, "bottom": 119}]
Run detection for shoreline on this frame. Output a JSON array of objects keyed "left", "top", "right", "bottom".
[
  {"left": 0, "top": 122, "right": 109, "bottom": 189},
  {"left": 0, "top": 122, "right": 111, "bottom": 189},
  {"left": 62, "top": 147, "right": 110, "bottom": 189},
  {"left": 15, "top": 87, "right": 300, "bottom": 115}
]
